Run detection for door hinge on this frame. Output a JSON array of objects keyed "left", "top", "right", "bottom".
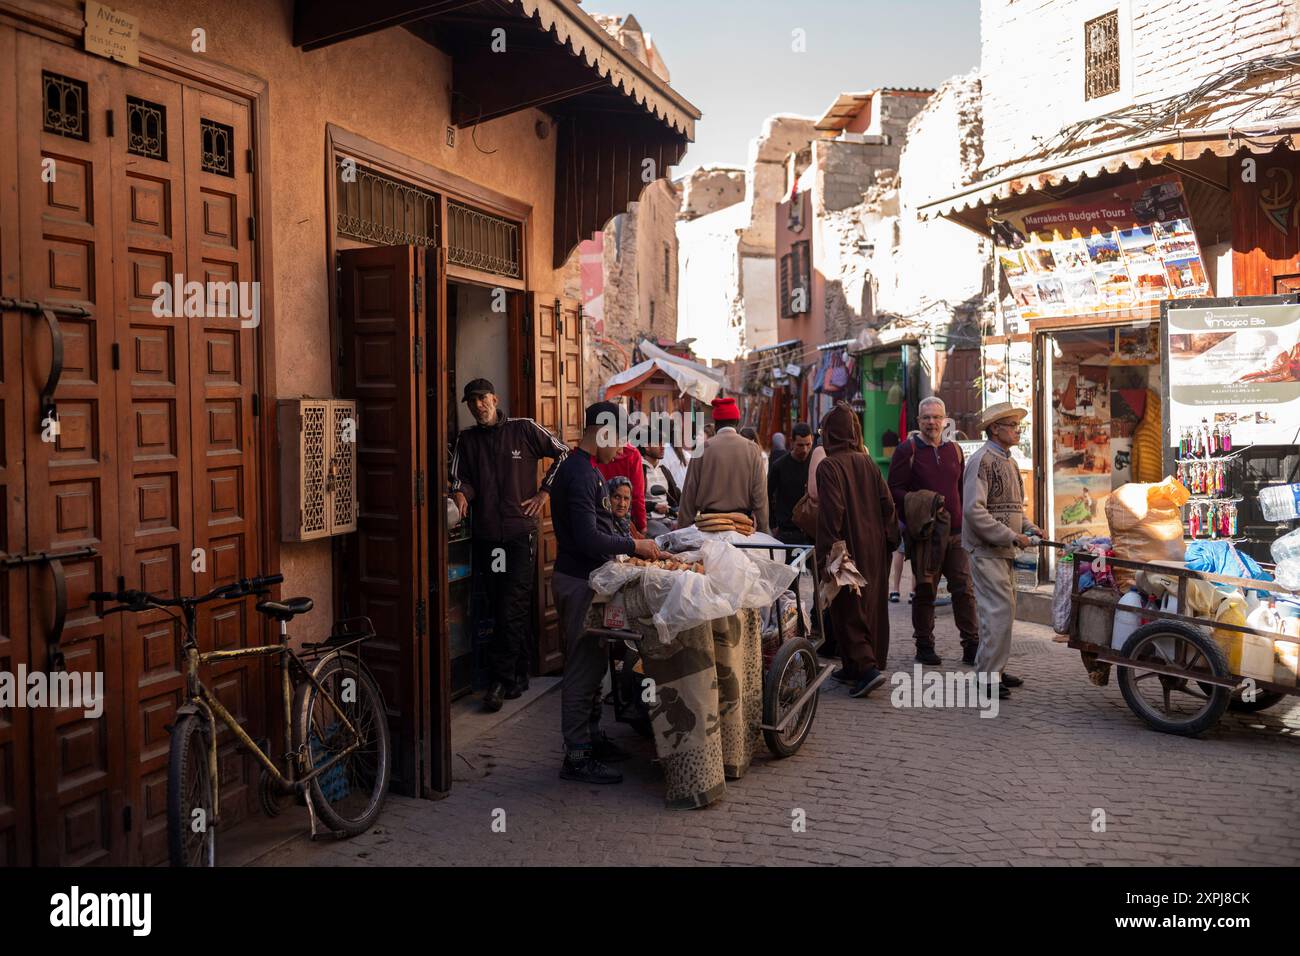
[
  {"left": 246, "top": 148, "right": 254, "bottom": 174},
  {"left": 558, "top": 359, "right": 564, "bottom": 378},
  {"left": 413, "top": 337, "right": 423, "bottom": 374},
  {"left": 415, "top": 469, "right": 425, "bottom": 508},
  {"left": 111, "top": 342, "right": 120, "bottom": 370},
  {"left": 415, "top": 598, "right": 427, "bottom": 637},
  {"left": 122, "top": 805, "right": 132, "bottom": 832},
  {"left": 252, "top": 393, "right": 260, "bottom": 417},
  {"left": 106, "top": 109, "right": 114, "bottom": 137},
  {"left": 247, "top": 216, "right": 256, "bottom": 241}
]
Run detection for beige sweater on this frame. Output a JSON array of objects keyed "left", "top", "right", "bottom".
[
  {"left": 961, "top": 440, "right": 1041, "bottom": 558},
  {"left": 677, "top": 427, "right": 769, "bottom": 533}
]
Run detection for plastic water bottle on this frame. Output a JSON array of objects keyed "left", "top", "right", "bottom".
[
  {"left": 1259, "top": 483, "right": 1300, "bottom": 522},
  {"left": 1275, "top": 558, "right": 1300, "bottom": 593},
  {"left": 1271, "top": 526, "right": 1300, "bottom": 564}
]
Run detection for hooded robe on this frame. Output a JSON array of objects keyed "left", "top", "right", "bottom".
[{"left": 815, "top": 402, "right": 900, "bottom": 674}]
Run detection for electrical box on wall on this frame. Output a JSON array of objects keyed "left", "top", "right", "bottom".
[{"left": 277, "top": 399, "right": 357, "bottom": 541}]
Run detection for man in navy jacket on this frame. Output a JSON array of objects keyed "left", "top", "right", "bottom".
[{"left": 550, "top": 401, "right": 662, "bottom": 784}]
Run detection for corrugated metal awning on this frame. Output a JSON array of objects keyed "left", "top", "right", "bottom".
[{"left": 918, "top": 126, "right": 1300, "bottom": 222}]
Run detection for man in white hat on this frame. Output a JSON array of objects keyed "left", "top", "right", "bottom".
[{"left": 962, "top": 402, "right": 1042, "bottom": 699}]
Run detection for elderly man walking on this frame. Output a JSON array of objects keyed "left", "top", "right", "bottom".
[
  {"left": 962, "top": 402, "right": 1042, "bottom": 700},
  {"left": 677, "top": 396, "right": 769, "bottom": 533},
  {"left": 889, "top": 396, "right": 979, "bottom": 666}
]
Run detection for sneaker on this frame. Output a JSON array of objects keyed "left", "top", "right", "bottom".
[
  {"left": 888, "top": 591, "right": 900, "bottom": 603},
  {"left": 831, "top": 666, "right": 860, "bottom": 683},
  {"left": 907, "top": 591, "right": 915, "bottom": 604},
  {"left": 914, "top": 647, "right": 942, "bottom": 666},
  {"left": 505, "top": 675, "right": 530, "bottom": 700},
  {"left": 961, "top": 646, "right": 978, "bottom": 666},
  {"left": 591, "top": 731, "right": 631, "bottom": 763},
  {"left": 1002, "top": 673, "right": 1024, "bottom": 688},
  {"left": 560, "top": 751, "right": 623, "bottom": 784},
  {"left": 850, "top": 668, "right": 887, "bottom": 698},
  {"left": 482, "top": 681, "right": 505, "bottom": 712},
  {"left": 975, "top": 675, "right": 1010, "bottom": 700}
]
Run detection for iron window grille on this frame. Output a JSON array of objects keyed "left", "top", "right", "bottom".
[
  {"left": 335, "top": 157, "right": 438, "bottom": 248},
  {"left": 446, "top": 200, "right": 521, "bottom": 279},
  {"left": 42, "top": 71, "right": 88, "bottom": 141},
  {"left": 200, "top": 118, "right": 234, "bottom": 176},
  {"left": 126, "top": 96, "right": 166, "bottom": 160},
  {"left": 1084, "top": 11, "right": 1120, "bottom": 101}
]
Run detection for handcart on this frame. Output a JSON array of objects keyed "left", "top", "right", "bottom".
[
  {"left": 599, "top": 541, "right": 834, "bottom": 758},
  {"left": 1047, "top": 540, "right": 1299, "bottom": 736}
]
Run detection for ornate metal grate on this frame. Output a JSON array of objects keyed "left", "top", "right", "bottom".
[
  {"left": 1084, "top": 11, "right": 1120, "bottom": 101},
  {"left": 330, "top": 401, "right": 356, "bottom": 533},
  {"left": 200, "top": 118, "right": 234, "bottom": 176},
  {"left": 126, "top": 96, "right": 166, "bottom": 160},
  {"left": 447, "top": 200, "right": 521, "bottom": 278},
  {"left": 335, "top": 157, "right": 438, "bottom": 247},
  {"left": 42, "top": 71, "right": 88, "bottom": 140},
  {"left": 301, "top": 402, "right": 327, "bottom": 538}
]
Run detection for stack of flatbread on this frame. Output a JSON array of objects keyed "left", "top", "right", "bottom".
[
  {"left": 626, "top": 557, "right": 706, "bottom": 573},
  {"left": 695, "top": 512, "right": 754, "bottom": 537}
]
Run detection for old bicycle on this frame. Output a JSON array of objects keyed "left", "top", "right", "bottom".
[{"left": 91, "top": 575, "right": 391, "bottom": 866}]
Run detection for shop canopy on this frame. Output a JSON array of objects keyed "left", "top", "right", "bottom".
[
  {"left": 604, "top": 340, "right": 724, "bottom": 404},
  {"left": 919, "top": 125, "right": 1300, "bottom": 233},
  {"left": 293, "top": 0, "right": 700, "bottom": 267}
]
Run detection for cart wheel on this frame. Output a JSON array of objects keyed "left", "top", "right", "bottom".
[
  {"left": 1227, "top": 690, "right": 1288, "bottom": 713},
  {"left": 763, "top": 637, "right": 819, "bottom": 758},
  {"left": 1117, "top": 621, "right": 1230, "bottom": 737}
]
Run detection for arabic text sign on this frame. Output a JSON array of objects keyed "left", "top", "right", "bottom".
[{"left": 84, "top": 1, "right": 140, "bottom": 67}]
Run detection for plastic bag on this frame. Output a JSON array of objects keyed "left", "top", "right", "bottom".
[
  {"left": 1052, "top": 556, "right": 1073, "bottom": 634},
  {"left": 1106, "top": 479, "right": 1190, "bottom": 589}
]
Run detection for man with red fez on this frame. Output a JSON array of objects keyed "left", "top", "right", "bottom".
[{"left": 677, "top": 395, "right": 769, "bottom": 534}]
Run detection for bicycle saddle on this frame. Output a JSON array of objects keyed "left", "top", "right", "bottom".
[{"left": 255, "top": 596, "right": 314, "bottom": 622}]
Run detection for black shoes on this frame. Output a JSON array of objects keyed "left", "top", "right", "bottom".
[
  {"left": 961, "top": 646, "right": 978, "bottom": 666},
  {"left": 888, "top": 591, "right": 900, "bottom": 603},
  {"left": 505, "top": 675, "right": 530, "bottom": 700},
  {"left": 1001, "top": 673, "right": 1024, "bottom": 688},
  {"left": 850, "top": 668, "right": 887, "bottom": 698},
  {"left": 915, "top": 647, "right": 942, "bottom": 665},
  {"left": 591, "top": 730, "right": 631, "bottom": 763},
  {"left": 482, "top": 681, "right": 505, "bottom": 712},
  {"left": 831, "top": 666, "right": 859, "bottom": 683},
  {"left": 560, "top": 750, "right": 623, "bottom": 784}
]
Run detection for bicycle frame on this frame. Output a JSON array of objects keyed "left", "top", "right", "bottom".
[{"left": 176, "top": 604, "right": 366, "bottom": 825}]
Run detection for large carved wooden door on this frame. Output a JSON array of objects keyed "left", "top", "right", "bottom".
[
  {"left": 527, "top": 294, "right": 582, "bottom": 675},
  {"left": 338, "top": 245, "right": 430, "bottom": 797},
  {"left": 6, "top": 28, "right": 266, "bottom": 865}
]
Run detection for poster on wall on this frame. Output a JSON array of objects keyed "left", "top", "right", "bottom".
[
  {"left": 1166, "top": 301, "right": 1300, "bottom": 447},
  {"left": 995, "top": 174, "right": 1210, "bottom": 321}
]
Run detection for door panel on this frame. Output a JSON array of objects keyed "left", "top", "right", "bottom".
[
  {"left": 179, "top": 85, "right": 263, "bottom": 845},
  {"left": 17, "top": 31, "right": 126, "bottom": 867},
  {"left": 339, "top": 245, "right": 428, "bottom": 795},
  {"left": 0, "top": 23, "right": 31, "bottom": 867}
]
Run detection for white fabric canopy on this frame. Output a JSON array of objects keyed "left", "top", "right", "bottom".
[{"left": 604, "top": 340, "right": 725, "bottom": 404}]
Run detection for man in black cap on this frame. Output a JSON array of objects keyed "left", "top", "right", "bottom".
[
  {"left": 550, "top": 400, "right": 663, "bottom": 783},
  {"left": 451, "top": 378, "right": 569, "bottom": 712}
]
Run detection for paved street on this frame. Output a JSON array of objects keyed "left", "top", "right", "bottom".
[{"left": 254, "top": 597, "right": 1300, "bottom": 867}]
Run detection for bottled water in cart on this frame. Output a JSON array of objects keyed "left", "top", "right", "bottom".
[{"left": 1259, "top": 483, "right": 1300, "bottom": 522}]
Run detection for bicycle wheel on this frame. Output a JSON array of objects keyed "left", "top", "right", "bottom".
[
  {"left": 296, "top": 653, "right": 391, "bottom": 836},
  {"left": 763, "top": 637, "right": 820, "bottom": 758},
  {"left": 167, "top": 713, "right": 216, "bottom": 867}
]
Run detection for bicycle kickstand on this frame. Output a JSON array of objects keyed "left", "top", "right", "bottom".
[{"left": 304, "top": 786, "right": 324, "bottom": 840}]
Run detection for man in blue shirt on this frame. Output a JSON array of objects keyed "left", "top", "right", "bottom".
[{"left": 551, "top": 401, "right": 663, "bottom": 784}]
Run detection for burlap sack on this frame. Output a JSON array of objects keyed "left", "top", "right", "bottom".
[{"left": 1106, "top": 478, "right": 1190, "bottom": 590}]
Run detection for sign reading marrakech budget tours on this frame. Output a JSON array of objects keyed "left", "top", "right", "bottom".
[
  {"left": 994, "top": 174, "right": 1210, "bottom": 321},
  {"left": 1166, "top": 302, "right": 1300, "bottom": 446}
]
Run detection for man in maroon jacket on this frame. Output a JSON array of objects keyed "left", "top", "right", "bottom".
[
  {"left": 451, "top": 378, "right": 569, "bottom": 711},
  {"left": 888, "top": 396, "right": 980, "bottom": 666}
]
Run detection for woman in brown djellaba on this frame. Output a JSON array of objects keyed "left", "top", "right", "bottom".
[{"left": 815, "top": 402, "right": 900, "bottom": 698}]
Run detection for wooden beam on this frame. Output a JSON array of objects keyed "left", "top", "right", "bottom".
[
  {"left": 294, "top": 0, "right": 479, "bottom": 51},
  {"left": 451, "top": 47, "right": 609, "bottom": 126}
]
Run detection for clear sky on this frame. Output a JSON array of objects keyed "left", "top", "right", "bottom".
[{"left": 619, "top": 0, "right": 983, "bottom": 172}]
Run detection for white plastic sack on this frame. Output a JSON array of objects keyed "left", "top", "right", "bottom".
[{"left": 1052, "top": 562, "right": 1073, "bottom": 635}]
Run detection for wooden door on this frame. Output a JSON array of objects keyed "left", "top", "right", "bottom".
[
  {"left": 934, "top": 347, "right": 981, "bottom": 439},
  {"left": 527, "top": 294, "right": 582, "bottom": 675},
  {"left": 338, "top": 245, "right": 429, "bottom": 796},
  {"left": 8, "top": 28, "right": 267, "bottom": 865},
  {"left": 17, "top": 32, "right": 127, "bottom": 867}
]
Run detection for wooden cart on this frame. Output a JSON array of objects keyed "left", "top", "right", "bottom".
[{"left": 1051, "top": 541, "right": 1299, "bottom": 736}]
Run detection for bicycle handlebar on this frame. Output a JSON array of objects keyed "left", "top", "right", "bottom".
[{"left": 90, "top": 573, "right": 283, "bottom": 610}]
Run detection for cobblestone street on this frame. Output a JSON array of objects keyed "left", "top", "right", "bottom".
[{"left": 253, "top": 600, "right": 1300, "bottom": 867}]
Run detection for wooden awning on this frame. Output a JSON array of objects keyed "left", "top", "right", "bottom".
[{"left": 294, "top": 0, "right": 699, "bottom": 266}]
